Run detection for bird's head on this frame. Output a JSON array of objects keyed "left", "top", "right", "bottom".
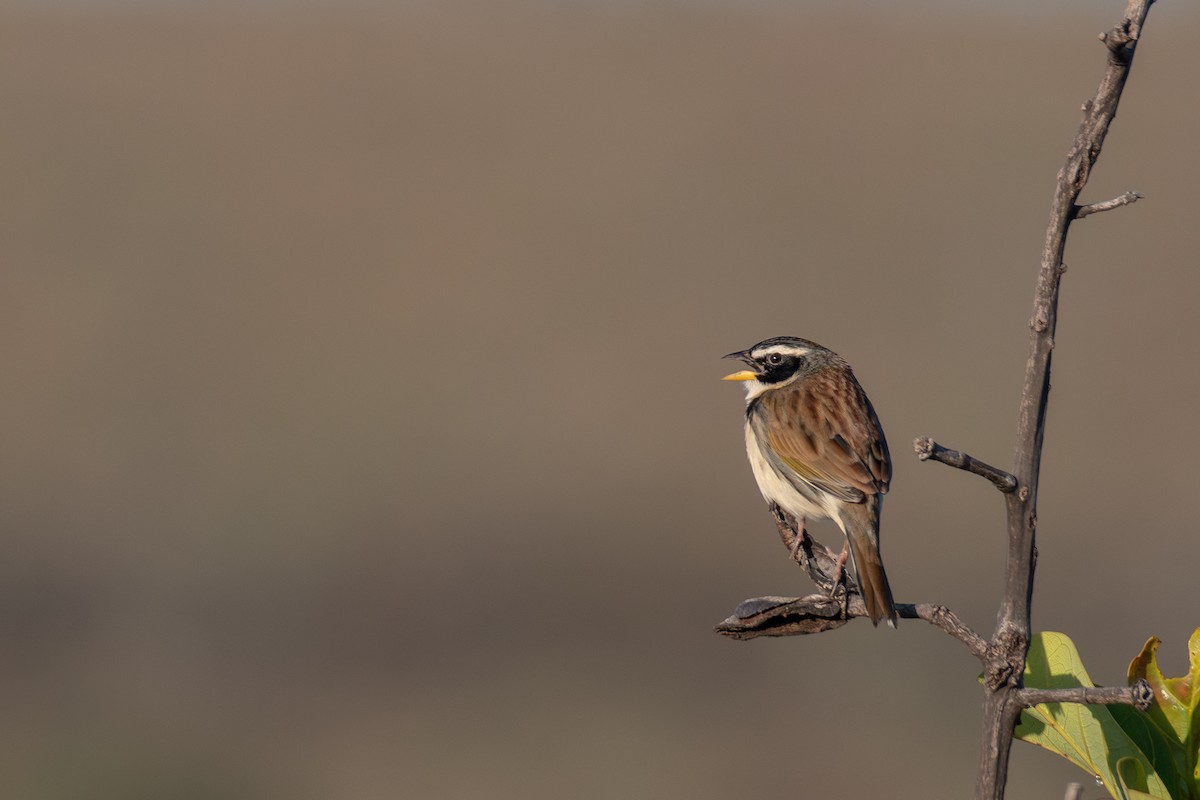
[{"left": 722, "top": 336, "right": 832, "bottom": 398}]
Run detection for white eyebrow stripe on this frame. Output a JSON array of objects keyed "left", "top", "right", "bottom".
[{"left": 751, "top": 345, "right": 811, "bottom": 359}]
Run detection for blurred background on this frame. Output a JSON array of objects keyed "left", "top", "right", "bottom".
[{"left": 2, "top": 0, "right": 1197, "bottom": 797}]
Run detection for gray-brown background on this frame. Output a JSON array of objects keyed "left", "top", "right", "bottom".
[{"left": 2, "top": 1, "right": 1198, "bottom": 798}]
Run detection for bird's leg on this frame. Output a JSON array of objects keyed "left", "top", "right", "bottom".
[
  {"left": 788, "top": 520, "right": 808, "bottom": 561},
  {"left": 831, "top": 541, "right": 851, "bottom": 617},
  {"left": 771, "top": 505, "right": 810, "bottom": 564},
  {"left": 830, "top": 541, "right": 850, "bottom": 588},
  {"left": 770, "top": 506, "right": 846, "bottom": 601}
]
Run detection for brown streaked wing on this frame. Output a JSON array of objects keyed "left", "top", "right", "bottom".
[{"left": 760, "top": 367, "right": 891, "bottom": 501}]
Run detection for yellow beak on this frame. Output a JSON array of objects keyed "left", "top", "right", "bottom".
[{"left": 721, "top": 370, "right": 759, "bottom": 382}]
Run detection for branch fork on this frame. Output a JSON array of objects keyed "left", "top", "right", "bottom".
[{"left": 1073, "top": 190, "right": 1143, "bottom": 220}]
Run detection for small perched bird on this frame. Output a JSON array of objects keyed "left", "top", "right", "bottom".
[{"left": 723, "top": 336, "right": 897, "bottom": 627}]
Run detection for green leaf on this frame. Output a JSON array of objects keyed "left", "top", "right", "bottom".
[
  {"left": 1108, "top": 701, "right": 1191, "bottom": 799},
  {"left": 1118, "top": 756, "right": 1168, "bottom": 800},
  {"left": 1128, "top": 637, "right": 1191, "bottom": 744},
  {"left": 1014, "top": 632, "right": 1172, "bottom": 800},
  {"left": 1123, "top": 629, "right": 1200, "bottom": 798}
]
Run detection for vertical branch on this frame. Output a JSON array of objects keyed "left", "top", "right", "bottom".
[
  {"left": 716, "top": 4, "right": 1161, "bottom": 798},
  {"left": 975, "top": 2, "right": 1154, "bottom": 798}
]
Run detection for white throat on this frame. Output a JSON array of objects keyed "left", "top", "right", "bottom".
[{"left": 740, "top": 372, "right": 800, "bottom": 402}]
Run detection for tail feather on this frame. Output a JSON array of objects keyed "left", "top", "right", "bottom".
[{"left": 840, "top": 499, "right": 897, "bottom": 627}]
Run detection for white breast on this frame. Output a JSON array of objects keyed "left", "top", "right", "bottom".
[{"left": 743, "top": 421, "right": 839, "bottom": 524}]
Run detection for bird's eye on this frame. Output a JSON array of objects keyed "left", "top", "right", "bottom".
[{"left": 767, "top": 353, "right": 782, "bottom": 364}]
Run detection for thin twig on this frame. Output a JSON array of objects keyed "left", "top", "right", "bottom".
[
  {"left": 1015, "top": 679, "right": 1153, "bottom": 711},
  {"left": 1063, "top": 783, "right": 1083, "bottom": 800},
  {"left": 910, "top": 604, "right": 990, "bottom": 661},
  {"left": 1073, "top": 190, "right": 1143, "bottom": 219},
  {"left": 914, "top": 437, "right": 1017, "bottom": 493}
]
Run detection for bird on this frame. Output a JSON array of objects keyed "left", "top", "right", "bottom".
[{"left": 722, "top": 336, "right": 897, "bottom": 627}]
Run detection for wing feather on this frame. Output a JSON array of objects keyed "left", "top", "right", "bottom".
[{"left": 755, "top": 367, "right": 890, "bottom": 503}]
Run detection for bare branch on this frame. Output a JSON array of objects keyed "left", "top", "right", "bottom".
[
  {"left": 916, "top": 604, "right": 990, "bottom": 661},
  {"left": 715, "top": 594, "right": 852, "bottom": 639},
  {"left": 715, "top": 594, "right": 989, "bottom": 657},
  {"left": 1063, "top": 783, "right": 1083, "bottom": 800},
  {"left": 717, "top": 504, "right": 992, "bottom": 656},
  {"left": 1014, "top": 679, "right": 1153, "bottom": 711},
  {"left": 976, "top": 2, "right": 1156, "bottom": 797},
  {"left": 1073, "top": 190, "right": 1143, "bottom": 220},
  {"left": 914, "top": 437, "right": 1018, "bottom": 493}
]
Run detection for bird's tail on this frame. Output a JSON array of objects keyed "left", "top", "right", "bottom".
[{"left": 840, "top": 498, "right": 897, "bottom": 628}]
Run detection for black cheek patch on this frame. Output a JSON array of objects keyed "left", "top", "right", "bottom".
[{"left": 758, "top": 355, "right": 801, "bottom": 384}]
